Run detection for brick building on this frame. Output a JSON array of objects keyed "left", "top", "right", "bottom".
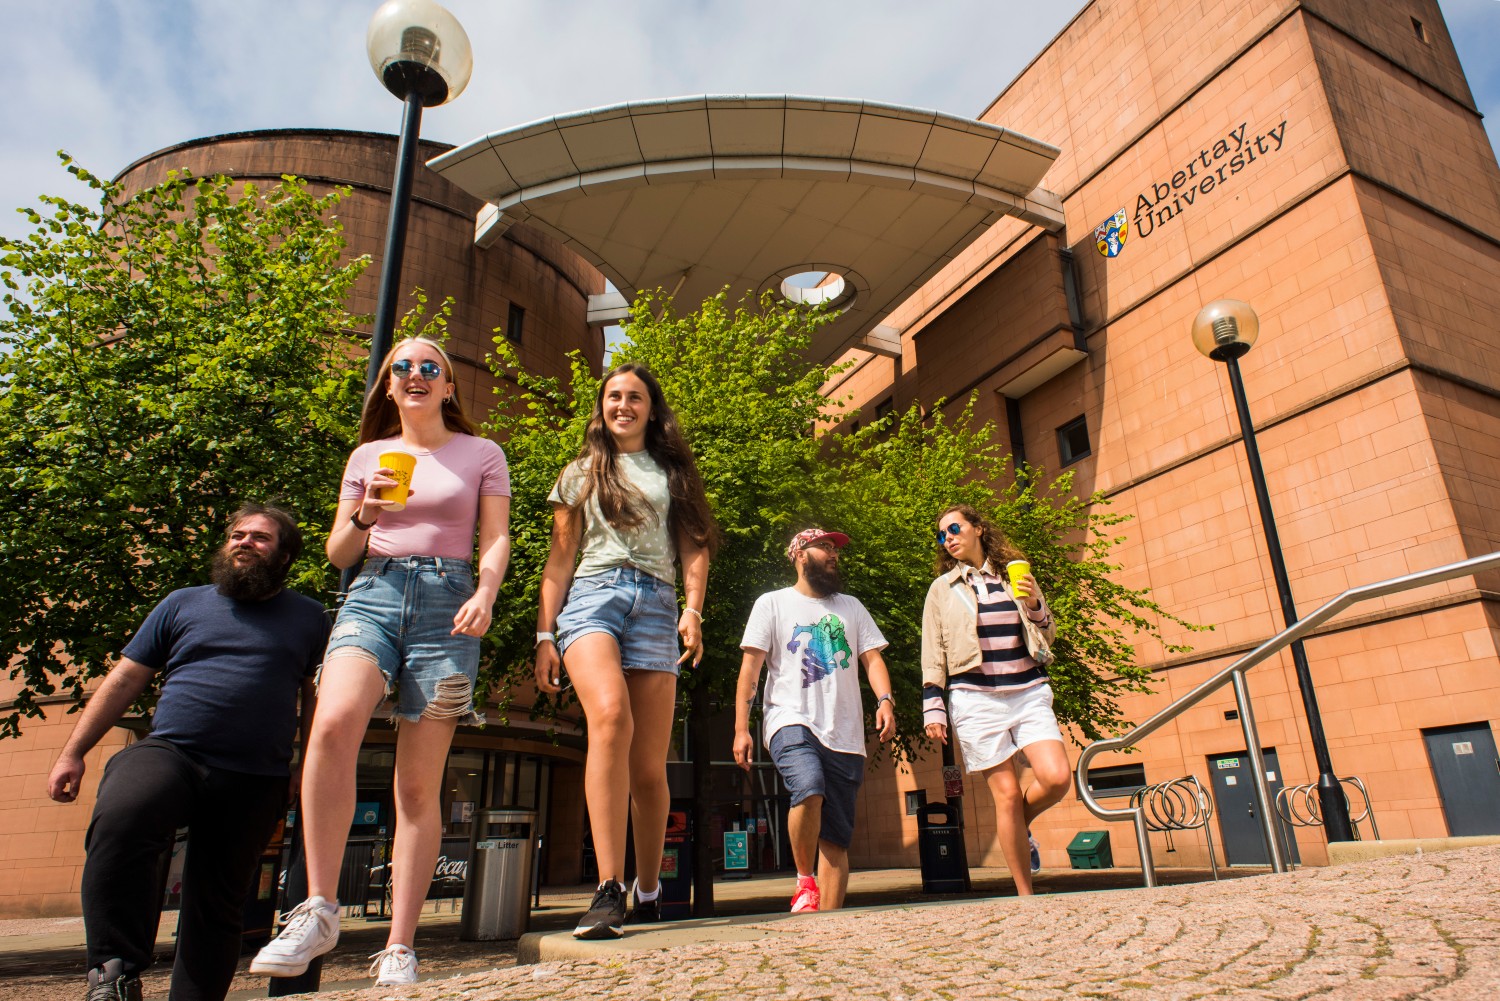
[
  {"left": 837, "top": 0, "right": 1500, "bottom": 870},
  {"left": 3, "top": 0, "right": 1498, "bottom": 918}
]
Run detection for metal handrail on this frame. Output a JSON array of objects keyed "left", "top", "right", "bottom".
[{"left": 1075, "top": 549, "right": 1500, "bottom": 888}]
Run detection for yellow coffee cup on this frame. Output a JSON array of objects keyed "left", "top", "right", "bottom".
[
  {"left": 378, "top": 451, "right": 417, "bottom": 512},
  {"left": 1006, "top": 560, "right": 1032, "bottom": 598}
]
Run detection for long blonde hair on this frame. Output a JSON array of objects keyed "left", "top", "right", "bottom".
[{"left": 357, "top": 337, "right": 481, "bottom": 444}]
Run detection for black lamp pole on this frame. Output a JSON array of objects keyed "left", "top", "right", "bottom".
[{"left": 1217, "top": 346, "right": 1355, "bottom": 844}]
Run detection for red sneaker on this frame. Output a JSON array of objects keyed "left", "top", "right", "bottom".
[{"left": 790, "top": 875, "right": 820, "bottom": 913}]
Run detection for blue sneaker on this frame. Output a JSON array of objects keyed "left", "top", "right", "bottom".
[{"left": 1028, "top": 831, "right": 1042, "bottom": 874}]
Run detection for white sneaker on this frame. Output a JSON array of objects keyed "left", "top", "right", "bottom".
[
  {"left": 249, "top": 896, "right": 340, "bottom": 977},
  {"left": 369, "top": 944, "right": 418, "bottom": 986}
]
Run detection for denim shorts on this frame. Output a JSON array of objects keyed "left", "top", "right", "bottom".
[
  {"left": 556, "top": 567, "right": 680, "bottom": 674},
  {"left": 324, "top": 556, "right": 484, "bottom": 726},
  {"left": 768, "top": 725, "right": 865, "bottom": 849}
]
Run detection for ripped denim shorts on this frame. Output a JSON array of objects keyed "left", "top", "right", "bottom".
[{"left": 323, "top": 556, "right": 484, "bottom": 726}]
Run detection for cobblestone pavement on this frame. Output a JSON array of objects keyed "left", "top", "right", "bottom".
[
  {"left": 317, "top": 846, "right": 1499, "bottom": 1001},
  {"left": 6, "top": 847, "right": 1496, "bottom": 999}
]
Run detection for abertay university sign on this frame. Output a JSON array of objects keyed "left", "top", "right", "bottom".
[{"left": 1132, "top": 118, "right": 1291, "bottom": 239}]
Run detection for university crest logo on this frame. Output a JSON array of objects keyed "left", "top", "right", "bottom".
[{"left": 1095, "top": 209, "right": 1128, "bottom": 258}]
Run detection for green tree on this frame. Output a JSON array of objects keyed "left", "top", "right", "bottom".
[{"left": 0, "top": 159, "right": 370, "bottom": 738}]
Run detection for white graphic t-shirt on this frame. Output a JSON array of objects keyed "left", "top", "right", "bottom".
[{"left": 740, "top": 588, "right": 888, "bottom": 756}]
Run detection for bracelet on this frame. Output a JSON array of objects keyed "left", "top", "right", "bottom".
[
  {"left": 536, "top": 631, "right": 556, "bottom": 647},
  {"left": 683, "top": 607, "right": 703, "bottom": 619},
  {"left": 877, "top": 693, "right": 895, "bottom": 708},
  {"left": 350, "top": 509, "right": 377, "bottom": 531}
]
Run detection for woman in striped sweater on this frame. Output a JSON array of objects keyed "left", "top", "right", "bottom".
[{"left": 920, "top": 503, "right": 1071, "bottom": 895}]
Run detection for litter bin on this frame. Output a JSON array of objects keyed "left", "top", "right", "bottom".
[
  {"left": 916, "top": 802, "right": 970, "bottom": 893},
  {"left": 659, "top": 806, "right": 692, "bottom": 920},
  {"left": 1066, "top": 830, "right": 1113, "bottom": 869},
  {"left": 461, "top": 809, "right": 536, "bottom": 940}
]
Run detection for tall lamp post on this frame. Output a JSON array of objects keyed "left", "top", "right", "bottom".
[
  {"left": 1191, "top": 299, "right": 1355, "bottom": 845},
  {"left": 363, "top": 0, "right": 472, "bottom": 389}
]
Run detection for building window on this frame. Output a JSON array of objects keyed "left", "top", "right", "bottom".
[
  {"left": 1057, "top": 415, "right": 1091, "bottom": 465},
  {"left": 506, "top": 302, "right": 525, "bottom": 343},
  {"left": 875, "top": 396, "right": 895, "bottom": 420},
  {"left": 904, "top": 789, "right": 927, "bottom": 816},
  {"left": 1086, "top": 763, "right": 1147, "bottom": 799},
  {"left": 1411, "top": 17, "right": 1428, "bottom": 43}
]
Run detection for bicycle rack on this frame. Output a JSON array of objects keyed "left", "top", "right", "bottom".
[
  {"left": 1128, "top": 775, "right": 1220, "bottom": 880},
  {"left": 1075, "top": 548, "right": 1500, "bottom": 888},
  {"left": 1275, "top": 775, "right": 1380, "bottom": 841}
]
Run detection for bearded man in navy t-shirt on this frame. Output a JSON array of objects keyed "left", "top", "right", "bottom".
[{"left": 47, "top": 502, "right": 330, "bottom": 1001}]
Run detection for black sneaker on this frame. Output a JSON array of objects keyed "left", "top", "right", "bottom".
[
  {"left": 86, "top": 960, "right": 142, "bottom": 1001},
  {"left": 573, "top": 880, "right": 626, "bottom": 939},
  {"left": 627, "top": 880, "right": 662, "bottom": 924}
]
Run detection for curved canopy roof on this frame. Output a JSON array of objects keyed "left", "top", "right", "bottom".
[{"left": 429, "top": 95, "right": 1063, "bottom": 361}]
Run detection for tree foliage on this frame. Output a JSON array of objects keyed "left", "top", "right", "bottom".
[{"left": 0, "top": 158, "right": 370, "bottom": 737}]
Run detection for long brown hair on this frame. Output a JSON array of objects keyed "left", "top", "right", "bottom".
[
  {"left": 935, "top": 502, "right": 1023, "bottom": 575},
  {"left": 573, "top": 364, "right": 717, "bottom": 554},
  {"left": 356, "top": 337, "right": 482, "bottom": 445}
]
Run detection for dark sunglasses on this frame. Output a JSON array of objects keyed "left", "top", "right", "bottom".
[
  {"left": 391, "top": 359, "right": 443, "bottom": 380},
  {"left": 936, "top": 522, "right": 964, "bottom": 544}
]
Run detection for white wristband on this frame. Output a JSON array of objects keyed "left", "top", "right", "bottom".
[
  {"left": 683, "top": 607, "right": 702, "bottom": 619},
  {"left": 535, "top": 631, "right": 556, "bottom": 647}
]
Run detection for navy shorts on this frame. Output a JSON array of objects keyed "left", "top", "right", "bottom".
[{"left": 769, "top": 725, "right": 865, "bottom": 849}]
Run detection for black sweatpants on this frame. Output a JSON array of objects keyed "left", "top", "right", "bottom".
[{"left": 83, "top": 737, "right": 288, "bottom": 1001}]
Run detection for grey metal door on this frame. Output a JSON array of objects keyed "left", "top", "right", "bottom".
[
  {"left": 1207, "top": 749, "right": 1300, "bottom": 866},
  {"left": 1422, "top": 723, "right": 1500, "bottom": 836}
]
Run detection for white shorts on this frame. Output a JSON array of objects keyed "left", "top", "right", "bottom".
[{"left": 950, "top": 683, "right": 1064, "bottom": 773}]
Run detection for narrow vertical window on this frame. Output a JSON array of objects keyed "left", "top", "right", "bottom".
[{"left": 506, "top": 302, "right": 525, "bottom": 343}]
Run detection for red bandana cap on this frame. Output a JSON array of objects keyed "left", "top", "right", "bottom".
[{"left": 785, "top": 528, "right": 851, "bottom": 561}]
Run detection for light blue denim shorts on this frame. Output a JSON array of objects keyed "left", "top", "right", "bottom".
[
  {"left": 324, "top": 556, "right": 484, "bottom": 726},
  {"left": 556, "top": 566, "right": 680, "bottom": 675}
]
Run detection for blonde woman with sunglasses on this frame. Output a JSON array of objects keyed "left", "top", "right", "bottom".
[
  {"left": 253, "top": 337, "right": 511, "bottom": 986},
  {"left": 920, "top": 503, "right": 1070, "bottom": 895}
]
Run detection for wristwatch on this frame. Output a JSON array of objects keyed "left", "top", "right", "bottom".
[{"left": 877, "top": 693, "right": 895, "bottom": 708}]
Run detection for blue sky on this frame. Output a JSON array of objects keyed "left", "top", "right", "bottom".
[{"left": 1, "top": 1, "right": 1496, "bottom": 230}]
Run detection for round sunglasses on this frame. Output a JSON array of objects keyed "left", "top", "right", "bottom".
[
  {"left": 391, "top": 358, "right": 443, "bottom": 380},
  {"left": 936, "top": 522, "right": 964, "bottom": 544}
]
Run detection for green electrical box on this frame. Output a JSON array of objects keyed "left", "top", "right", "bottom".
[{"left": 1066, "top": 830, "right": 1113, "bottom": 869}]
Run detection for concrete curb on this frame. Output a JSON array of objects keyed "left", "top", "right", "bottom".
[{"left": 1327, "top": 834, "right": 1500, "bottom": 864}]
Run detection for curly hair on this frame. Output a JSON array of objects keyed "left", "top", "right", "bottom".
[{"left": 934, "top": 502, "right": 1024, "bottom": 575}]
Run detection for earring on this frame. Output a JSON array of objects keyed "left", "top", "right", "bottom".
[{"left": 386, "top": 391, "right": 394, "bottom": 400}]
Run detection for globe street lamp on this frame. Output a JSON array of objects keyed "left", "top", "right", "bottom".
[
  {"left": 363, "top": 0, "right": 472, "bottom": 388},
  {"left": 1192, "top": 298, "right": 1355, "bottom": 846}
]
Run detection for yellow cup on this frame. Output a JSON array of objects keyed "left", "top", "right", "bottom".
[
  {"left": 378, "top": 451, "right": 417, "bottom": 512},
  {"left": 1006, "top": 560, "right": 1032, "bottom": 599}
]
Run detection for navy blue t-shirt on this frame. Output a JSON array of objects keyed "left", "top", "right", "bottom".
[{"left": 122, "top": 585, "right": 331, "bottom": 776}]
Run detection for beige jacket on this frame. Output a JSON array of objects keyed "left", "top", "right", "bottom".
[{"left": 920, "top": 563, "right": 1056, "bottom": 691}]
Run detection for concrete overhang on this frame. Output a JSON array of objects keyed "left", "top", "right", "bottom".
[{"left": 429, "top": 95, "right": 1063, "bottom": 363}]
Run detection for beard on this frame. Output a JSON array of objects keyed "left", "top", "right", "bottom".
[
  {"left": 211, "top": 545, "right": 287, "bottom": 601},
  {"left": 803, "top": 557, "right": 842, "bottom": 598}
]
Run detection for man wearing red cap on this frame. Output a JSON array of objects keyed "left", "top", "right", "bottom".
[{"left": 732, "top": 528, "right": 896, "bottom": 913}]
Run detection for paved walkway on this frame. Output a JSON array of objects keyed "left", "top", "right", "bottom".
[{"left": 4, "top": 846, "right": 1497, "bottom": 999}]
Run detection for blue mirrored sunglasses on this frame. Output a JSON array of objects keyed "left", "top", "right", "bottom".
[
  {"left": 391, "top": 359, "right": 443, "bottom": 380},
  {"left": 936, "top": 522, "right": 964, "bottom": 544}
]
